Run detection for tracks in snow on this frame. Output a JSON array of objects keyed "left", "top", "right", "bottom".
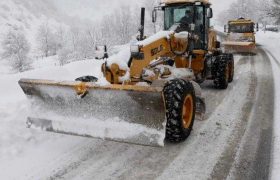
[{"left": 214, "top": 48, "right": 274, "bottom": 180}]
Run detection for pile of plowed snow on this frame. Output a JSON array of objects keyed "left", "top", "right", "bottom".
[{"left": 257, "top": 31, "right": 280, "bottom": 179}]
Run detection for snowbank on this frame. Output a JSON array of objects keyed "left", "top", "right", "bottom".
[
  {"left": 257, "top": 31, "right": 280, "bottom": 180},
  {"left": 0, "top": 58, "right": 104, "bottom": 160}
]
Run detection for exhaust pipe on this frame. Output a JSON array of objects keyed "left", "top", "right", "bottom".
[{"left": 138, "top": 7, "right": 145, "bottom": 41}]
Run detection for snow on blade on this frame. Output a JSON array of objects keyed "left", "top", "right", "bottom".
[
  {"left": 19, "top": 79, "right": 167, "bottom": 147},
  {"left": 28, "top": 116, "right": 166, "bottom": 147}
]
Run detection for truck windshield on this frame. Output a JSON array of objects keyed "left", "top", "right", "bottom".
[
  {"left": 164, "top": 5, "right": 194, "bottom": 30},
  {"left": 229, "top": 23, "right": 254, "bottom": 33}
]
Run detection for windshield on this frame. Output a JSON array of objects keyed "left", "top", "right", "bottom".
[
  {"left": 229, "top": 23, "right": 254, "bottom": 33},
  {"left": 164, "top": 5, "right": 194, "bottom": 30}
]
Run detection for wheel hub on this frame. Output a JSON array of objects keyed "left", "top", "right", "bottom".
[{"left": 182, "top": 94, "right": 194, "bottom": 129}]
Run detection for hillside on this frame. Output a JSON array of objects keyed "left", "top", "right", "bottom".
[{"left": 0, "top": 0, "right": 68, "bottom": 53}]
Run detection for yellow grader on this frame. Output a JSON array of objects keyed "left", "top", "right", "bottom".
[
  {"left": 19, "top": 0, "right": 234, "bottom": 146},
  {"left": 223, "top": 17, "right": 258, "bottom": 54}
]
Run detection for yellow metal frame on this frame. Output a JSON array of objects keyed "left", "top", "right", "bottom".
[
  {"left": 103, "top": 29, "right": 219, "bottom": 84},
  {"left": 130, "top": 37, "right": 172, "bottom": 79}
]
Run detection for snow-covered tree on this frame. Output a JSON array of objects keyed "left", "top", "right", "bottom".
[
  {"left": 54, "top": 0, "right": 162, "bottom": 64},
  {"left": 143, "top": 0, "right": 161, "bottom": 34},
  {"left": 57, "top": 46, "right": 72, "bottom": 66},
  {"left": 269, "top": 0, "right": 280, "bottom": 24},
  {"left": 113, "top": 6, "right": 138, "bottom": 44},
  {"left": 37, "top": 22, "right": 57, "bottom": 57},
  {"left": 84, "top": 25, "right": 98, "bottom": 53},
  {"left": 217, "top": 0, "right": 272, "bottom": 25},
  {"left": 1, "top": 30, "right": 31, "bottom": 72}
]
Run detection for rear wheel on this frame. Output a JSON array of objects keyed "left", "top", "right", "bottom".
[
  {"left": 163, "top": 79, "right": 196, "bottom": 142},
  {"left": 214, "top": 56, "right": 229, "bottom": 89},
  {"left": 228, "top": 54, "right": 234, "bottom": 83}
]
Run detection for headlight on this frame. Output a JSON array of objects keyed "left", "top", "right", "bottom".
[
  {"left": 130, "top": 45, "right": 140, "bottom": 53},
  {"left": 240, "top": 37, "right": 254, "bottom": 42}
]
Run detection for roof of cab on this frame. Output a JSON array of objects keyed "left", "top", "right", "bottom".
[
  {"left": 163, "top": 0, "right": 211, "bottom": 5},
  {"left": 228, "top": 17, "right": 255, "bottom": 24}
]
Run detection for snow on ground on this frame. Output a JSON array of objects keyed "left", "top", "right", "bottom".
[
  {"left": 0, "top": 57, "right": 104, "bottom": 160},
  {"left": 0, "top": 29, "right": 279, "bottom": 179},
  {"left": 0, "top": 43, "right": 171, "bottom": 179},
  {"left": 256, "top": 31, "right": 280, "bottom": 179},
  {"left": 0, "top": 42, "right": 166, "bottom": 179}
]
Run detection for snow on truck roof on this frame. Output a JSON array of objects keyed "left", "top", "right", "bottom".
[
  {"left": 228, "top": 18, "right": 255, "bottom": 24},
  {"left": 163, "top": 0, "right": 211, "bottom": 5}
]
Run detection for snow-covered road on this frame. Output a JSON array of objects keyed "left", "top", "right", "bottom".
[{"left": 0, "top": 46, "right": 275, "bottom": 179}]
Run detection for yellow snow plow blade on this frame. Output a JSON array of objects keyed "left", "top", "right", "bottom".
[
  {"left": 222, "top": 41, "right": 256, "bottom": 54},
  {"left": 19, "top": 79, "right": 166, "bottom": 146}
]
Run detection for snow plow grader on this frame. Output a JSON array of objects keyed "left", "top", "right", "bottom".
[
  {"left": 19, "top": 0, "right": 234, "bottom": 147},
  {"left": 223, "top": 17, "right": 258, "bottom": 54}
]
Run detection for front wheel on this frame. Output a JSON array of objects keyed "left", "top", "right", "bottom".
[{"left": 163, "top": 79, "right": 196, "bottom": 142}]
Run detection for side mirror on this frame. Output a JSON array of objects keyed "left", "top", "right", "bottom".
[
  {"left": 207, "top": 8, "right": 213, "bottom": 19},
  {"left": 152, "top": 9, "right": 157, "bottom": 23},
  {"left": 256, "top": 23, "right": 259, "bottom": 32},
  {"left": 224, "top": 25, "right": 229, "bottom": 33},
  {"left": 95, "top": 45, "right": 108, "bottom": 60}
]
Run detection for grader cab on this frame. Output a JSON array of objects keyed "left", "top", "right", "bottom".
[{"left": 19, "top": 0, "right": 234, "bottom": 146}]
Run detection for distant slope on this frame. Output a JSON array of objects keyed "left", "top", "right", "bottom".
[
  {"left": 50, "top": 0, "right": 142, "bottom": 21},
  {"left": 0, "top": 0, "right": 69, "bottom": 56}
]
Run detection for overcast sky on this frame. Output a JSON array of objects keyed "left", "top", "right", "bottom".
[
  {"left": 211, "top": 0, "right": 235, "bottom": 15},
  {"left": 51, "top": 0, "right": 141, "bottom": 21},
  {"left": 51, "top": 0, "right": 236, "bottom": 21}
]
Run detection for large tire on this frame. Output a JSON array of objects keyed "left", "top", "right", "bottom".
[
  {"left": 163, "top": 79, "right": 196, "bottom": 142},
  {"left": 214, "top": 56, "right": 229, "bottom": 89},
  {"left": 228, "top": 54, "right": 234, "bottom": 83}
]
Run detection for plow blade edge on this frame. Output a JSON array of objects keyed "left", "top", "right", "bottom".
[
  {"left": 19, "top": 79, "right": 166, "bottom": 146},
  {"left": 222, "top": 41, "right": 256, "bottom": 54}
]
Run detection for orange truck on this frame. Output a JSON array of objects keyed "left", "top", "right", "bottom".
[{"left": 223, "top": 18, "right": 258, "bottom": 54}]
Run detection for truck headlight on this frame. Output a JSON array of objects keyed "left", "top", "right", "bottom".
[
  {"left": 130, "top": 45, "right": 140, "bottom": 53},
  {"left": 247, "top": 37, "right": 254, "bottom": 42}
]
